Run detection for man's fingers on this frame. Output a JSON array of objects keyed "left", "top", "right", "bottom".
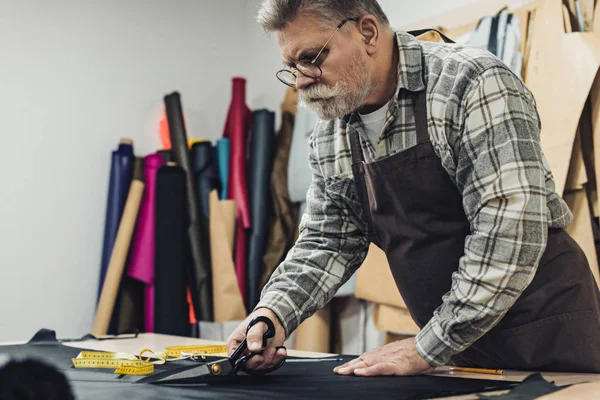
[
  {"left": 244, "top": 354, "right": 265, "bottom": 370},
  {"left": 333, "top": 357, "right": 363, "bottom": 373},
  {"left": 246, "top": 322, "right": 267, "bottom": 352},
  {"left": 335, "top": 360, "right": 368, "bottom": 375},
  {"left": 272, "top": 347, "right": 287, "bottom": 366},
  {"left": 262, "top": 347, "right": 277, "bottom": 366},
  {"left": 226, "top": 338, "right": 241, "bottom": 355},
  {"left": 354, "top": 363, "right": 396, "bottom": 376}
]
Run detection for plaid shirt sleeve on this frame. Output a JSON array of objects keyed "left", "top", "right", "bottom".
[
  {"left": 415, "top": 65, "right": 551, "bottom": 367},
  {"left": 255, "top": 129, "right": 370, "bottom": 337}
]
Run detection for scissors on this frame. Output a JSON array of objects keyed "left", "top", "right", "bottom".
[{"left": 136, "top": 316, "right": 285, "bottom": 384}]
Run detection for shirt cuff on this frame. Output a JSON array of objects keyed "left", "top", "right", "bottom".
[
  {"left": 414, "top": 316, "right": 460, "bottom": 367},
  {"left": 254, "top": 291, "right": 301, "bottom": 340}
]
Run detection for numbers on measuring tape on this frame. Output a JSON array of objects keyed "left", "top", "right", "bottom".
[{"left": 114, "top": 365, "right": 154, "bottom": 376}]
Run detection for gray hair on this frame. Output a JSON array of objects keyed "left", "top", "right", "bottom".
[{"left": 256, "top": 0, "right": 391, "bottom": 33}]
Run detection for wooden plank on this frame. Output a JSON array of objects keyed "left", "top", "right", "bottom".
[{"left": 523, "top": 0, "right": 600, "bottom": 196}]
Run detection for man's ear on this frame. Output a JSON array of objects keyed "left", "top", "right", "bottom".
[{"left": 358, "top": 15, "right": 379, "bottom": 55}]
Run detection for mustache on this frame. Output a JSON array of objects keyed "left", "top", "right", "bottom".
[{"left": 299, "top": 82, "right": 349, "bottom": 101}]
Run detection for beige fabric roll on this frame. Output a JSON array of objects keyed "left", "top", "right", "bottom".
[
  {"left": 209, "top": 190, "right": 246, "bottom": 322},
  {"left": 92, "top": 179, "right": 145, "bottom": 336}
]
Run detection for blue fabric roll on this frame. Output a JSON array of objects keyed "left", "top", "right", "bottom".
[
  {"left": 216, "top": 138, "right": 231, "bottom": 200},
  {"left": 98, "top": 140, "right": 134, "bottom": 304},
  {"left": 191, "top": 142, "right": 220, "bottom": 218}
]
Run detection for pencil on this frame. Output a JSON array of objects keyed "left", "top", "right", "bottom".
[{"left": 448, "top": 367, "right": 504, "bottom": 375}]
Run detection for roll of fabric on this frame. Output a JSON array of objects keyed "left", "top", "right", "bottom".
[
  {"left": 154, "top": 164, "right": 191, "bottom": 337},
  {"left": 116, "top": 157, "right": 145, "bottom": 334},
  {"left": 157, "top": 150, "right": 173, "bottom": 164},
  {"left": 246, "top": 109, "right": 276, "bottom": 311},
  {"left": 92, "top": 174, "right": 145, "bottom": 336},
  {"left": 191, "top": 141, "right": 220, "bottom": 218},
  {"left": 216, "top": 138, "right": 231, "bottom": 200},
  {"left": 127, "top": 154, "right": 165, "bottom": 333},
  {"left": 209, "top": 190, "right": 246, "bottom": 322},
  {"left": 222, "top": 77, "right": 252, "bottom": 304},
  {"left": 262, "top": 87, "right": 299, "bottom": 291},
  {"left": 98, "top": 139, "right": 134, "bottom": 302},
  {"left": 164, "top": 92, "right": 213, "bottom": 322}
]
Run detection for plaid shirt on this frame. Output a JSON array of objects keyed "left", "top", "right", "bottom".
[{"left": 256, "top": 30, "right": 573, "bottom": 366}]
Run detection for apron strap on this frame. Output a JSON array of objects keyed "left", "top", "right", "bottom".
[
  {"left": 407, "top": 28, "right": 456, "bottom": 44},
  {"left": 413, "top": 90, "right": 429, "bottom": 145}
]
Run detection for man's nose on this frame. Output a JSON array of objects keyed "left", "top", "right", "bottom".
[{"left": 295, "top": 74, "right": 317, "bottom": 90}]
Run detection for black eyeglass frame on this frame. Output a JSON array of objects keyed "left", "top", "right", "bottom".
[{"left": 276, "top": 17, "right": 361, "bottom": 88}]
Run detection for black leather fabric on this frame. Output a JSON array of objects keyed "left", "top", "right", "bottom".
[
  {"left": 246, "top": 110, "right": 276, "bottom": 311},
  {"left": 164, "top": 92, "right": 213, "bottom": 322},
  {"left": 154, "top": 165, "right": 192, "bottom": 337},
  {"left": 0, "top": 329, "right": 519, "bottom": 400}
]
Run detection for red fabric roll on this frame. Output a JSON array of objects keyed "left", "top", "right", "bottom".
[{"left": 223, "top": 77, "right": 252, "bottom": 304}]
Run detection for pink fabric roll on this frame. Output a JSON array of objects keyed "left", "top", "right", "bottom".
[{"left": 127, "top": 153, "right": 165, "bottom": 332}]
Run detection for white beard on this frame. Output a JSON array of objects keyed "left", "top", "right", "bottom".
[{"left": 298, "top": 51, "right": 376, "bottom": 120}]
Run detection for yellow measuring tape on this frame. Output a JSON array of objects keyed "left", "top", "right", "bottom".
[{"left": 71, "top": 345, "right": 228, "bottom": 376}]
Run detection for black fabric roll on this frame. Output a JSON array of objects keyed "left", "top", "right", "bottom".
[
  {"left": 115, "top": 157, "right": 146, "bottom": 334},
  {"left": 157, "top": 150, "right": 173, "bottom": 164},
  {"left": 164, "top": 92, "right": 213, "bottom": 322},
  {"left": 191, "top": 142, "right": 220, "bottom": 218},
  {"left": 154, "top": 165, "right": 191, "bottom": 337},
  {"left": 246, "top": 109, "right": 276, "bottom": 311}
]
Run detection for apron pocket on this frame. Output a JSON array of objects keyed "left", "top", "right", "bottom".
[{"left": 485, "top": 310, "right": 600, "bottom": 372}]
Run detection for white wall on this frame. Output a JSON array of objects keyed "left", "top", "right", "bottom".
[
  {"left": 0, "top": 0, "right": 250, "bottom": 342},
  {"left": 0, "top": 0, "right": 489, "bottom": 342}
]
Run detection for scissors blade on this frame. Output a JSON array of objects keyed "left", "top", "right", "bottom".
[{"left": 135, "top": 359, "right": 233, "bottom": 385}]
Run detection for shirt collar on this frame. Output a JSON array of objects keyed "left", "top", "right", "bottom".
[{"left": 393, "top": 30, "right": 426, "bottom": 93}]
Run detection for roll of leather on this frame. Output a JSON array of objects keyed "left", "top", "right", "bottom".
[
  {"left": 154, "top": 164, "right": 191, "bottom": 337},
  {"left": 216, "top": 138, "right": 230, "bottom": 200},
  {"left": 246, "top": 109, "right": 276, "bottom": 311},
  {"left": 157, "top": 150, "right": 173, "bottom": 164},
  {"left": 127, "top": 154, "right": 165, "bottom": 333},
  {"left": 98, "top": 139, "right": 134, "bottom": 302},
  {"left": 116, "top": 157, "right": 145, "bottom": 334},
  {"left": 164, "top": 92, "right": 213, "bottom": 322},
  {"left": 222, "top": 77, "right": 252, "bottom": 304},
  {"left": 209, "top": 190, "right": 246, "bottom": 322},
  {"left": 92, "top": 176, "right": 145, "bottom": 336},
  {"left": 191, "top": 142, "right": 220, "bottom": 218}
]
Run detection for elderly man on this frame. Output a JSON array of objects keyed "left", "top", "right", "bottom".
[{"left": 227, "top": 0, "right": 600, "bottom": 375}]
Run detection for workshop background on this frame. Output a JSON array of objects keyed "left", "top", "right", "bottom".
[{"left": 1, "top": 0, "right": 599, "bottom": 357}]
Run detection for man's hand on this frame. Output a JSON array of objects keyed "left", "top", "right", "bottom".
[
  {"left": 225, "top": 307, "right": 287, "bottom": 372},
  {"left": 333, "top": 337, "right": 434, "bottom": 376}
]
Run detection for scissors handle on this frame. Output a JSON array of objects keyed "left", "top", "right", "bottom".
[{"left": 229, "top": 316, "right": 276, "bottom": 363}]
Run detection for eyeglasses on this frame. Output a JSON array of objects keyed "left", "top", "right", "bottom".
[{"left": 276, "top": 17, "right": 360, "bottom": 88}]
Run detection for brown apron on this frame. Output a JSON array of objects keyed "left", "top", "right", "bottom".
[{"left": 349, "top": 88, "right": 600, "bottom": 373}]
